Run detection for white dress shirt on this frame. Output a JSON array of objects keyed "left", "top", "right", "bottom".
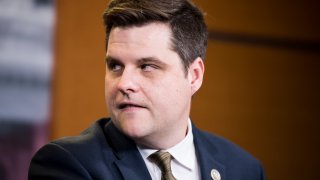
[{"left": 137, "top": 119, "right": 200, "bottom": 180}]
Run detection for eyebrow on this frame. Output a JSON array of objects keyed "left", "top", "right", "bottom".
[
  {"left": 137, "top": 57, "right": 167, "bottom": 67},
  {"left": 105, "top": 56, "right": 167, "bottom": 67},
  {"left": 105, "top": 56, "right": 119, "bottom": 64}
]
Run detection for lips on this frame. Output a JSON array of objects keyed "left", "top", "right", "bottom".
[{"left": 117, "top": 102, "right": 146, "bottom": 110}]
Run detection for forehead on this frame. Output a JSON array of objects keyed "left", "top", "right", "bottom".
[
  {"left": 107, "top": 23, "right": 173, "bottom": 54},
  {"left": 110, "top": 22, "right": 171, "bottom": 40}
]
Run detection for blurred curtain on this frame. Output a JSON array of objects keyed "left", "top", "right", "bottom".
[{"left": 0, "top": 0, "right": 55, "bottom": 179}]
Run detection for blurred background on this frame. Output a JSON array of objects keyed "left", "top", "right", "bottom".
[
  {"left": 0, "top": 0, "right": 54, "bottom": 179},
  {"left": 0, "top": 0, "right": 319, "bottom": 179}
]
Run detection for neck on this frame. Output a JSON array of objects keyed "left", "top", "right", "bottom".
[{"left": 134, "top": 120, "right": 189, "bottom": 150}]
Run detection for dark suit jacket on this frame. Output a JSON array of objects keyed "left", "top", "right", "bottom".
[{"left": 29, "top": 118, "right": 265, "bottom": 180}]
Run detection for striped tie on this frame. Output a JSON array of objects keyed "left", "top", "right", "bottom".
[{"left": 148, "top": 151, "right": 176, "bottom": 180}]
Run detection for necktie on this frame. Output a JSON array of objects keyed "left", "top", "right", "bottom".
[{"left": 148, "top": 151, "right": 176, "bottom": 180}]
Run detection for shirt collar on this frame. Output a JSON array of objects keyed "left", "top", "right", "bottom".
[
  {"left": 137, "top": 119, "right": 196, "bottom": 171},
  {"left": 167, "top": 119, "right": 195, "bottom": 170}
]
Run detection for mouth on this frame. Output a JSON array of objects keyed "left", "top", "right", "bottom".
[{"left": 117, "top": 103, "right": 146, "bottom": 110}]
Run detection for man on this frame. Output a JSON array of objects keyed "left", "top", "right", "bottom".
[{"left": 29, "top": 0, "right": 265, "bottom": 179}]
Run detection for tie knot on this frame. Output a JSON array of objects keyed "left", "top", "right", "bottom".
[{"left": 148, "top": 151, "right": 176, "bottom": 180}]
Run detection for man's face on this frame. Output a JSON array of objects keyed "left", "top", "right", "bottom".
[{"left": 105, "top": 23, "right": 203, "bottom": 148}]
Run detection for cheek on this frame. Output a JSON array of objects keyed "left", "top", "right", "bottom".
[
  {"left": 105, "top": 78, "right": 116, "bottom": 101},
  {"left": 152, "top": 78, "right": 191, "bottom": 106}
]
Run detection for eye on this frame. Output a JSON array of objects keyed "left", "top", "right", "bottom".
[
  {"left": 140, "top": 64, "right": 158, "bottom": 72},
  {"left": 107, "top": 61, "right": 123, "bottom": 72},
  {"left": 111, "top": 64, "right": 122, "bottom": 71}
]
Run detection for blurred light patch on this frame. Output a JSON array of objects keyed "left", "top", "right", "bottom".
[{"left": 0, "top": 0, "right": 55, "bottom": 179}]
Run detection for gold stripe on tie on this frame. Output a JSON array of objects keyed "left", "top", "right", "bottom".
[{"left": 148, "top": 151, "right": 176, "bottom": 180}]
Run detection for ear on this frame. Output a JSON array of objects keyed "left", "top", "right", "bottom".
[{"left": 188, "top": 57, "right": 205, "bottom": 95}]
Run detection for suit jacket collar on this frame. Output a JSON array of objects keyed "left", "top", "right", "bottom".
[
  {"left": 102, "top": 118, "right": 225, "bottom": 180},
  {"left": 103, "top": 120, "right": 152, "bottom": 180},
  {"left": 192, "top": 123, "right": 226, "bottom": 180}
]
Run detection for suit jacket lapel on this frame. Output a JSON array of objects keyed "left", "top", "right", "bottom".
[
  {"left": 193, "top": 124, "right": 226, "bottom": 180},
  {"left": 104, "top": 120, "right": 152, "bottom": 180},
  {"left": 103, "top": 119, "right": 225, "bottom": 180}
]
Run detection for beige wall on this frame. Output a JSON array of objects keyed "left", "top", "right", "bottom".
[{"left": 52, "top": 0, "right": 320, "bottom": 179}]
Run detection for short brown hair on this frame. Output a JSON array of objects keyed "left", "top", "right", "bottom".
[{"left": 103, "top": 0, "right": 208, "bottom": 73}]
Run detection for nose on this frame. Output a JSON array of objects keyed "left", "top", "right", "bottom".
[{"left": 117, "top": 68, "right": 139, "bottom": 94}]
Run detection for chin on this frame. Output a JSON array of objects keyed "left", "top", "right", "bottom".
[
  {"left": 113, "top": 118, "right": 147, "bottom": 138},
  {"left": 119, "top": 128, "right": 148, "bottom": 141}
]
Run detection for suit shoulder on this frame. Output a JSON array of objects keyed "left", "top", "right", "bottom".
[
  {"left": 52, "top": 118, "right": 110, "bottom": 149},
  {"left": 194, "top": 128, "right": 265, "bottom": 179},
  {"left": 29, "top": 118, "right": 117, "bottom": 179},
  {"left": 195, "top": 128, "right": 262, "bottom": 167},
  {"left": 47, "top": 118, "right": 114, "bottom": 163}
]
